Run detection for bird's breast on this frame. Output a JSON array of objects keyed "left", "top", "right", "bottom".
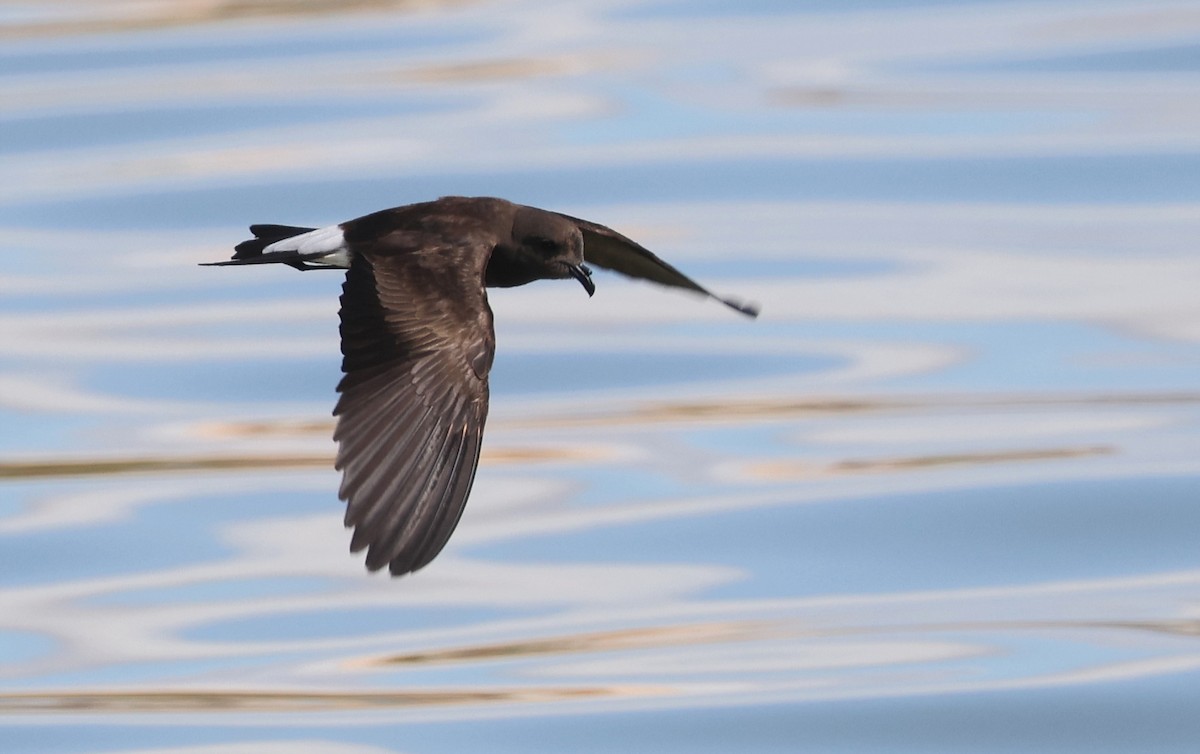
[{"left": 483, "top": 245, "right": 541, "bottom": 288}]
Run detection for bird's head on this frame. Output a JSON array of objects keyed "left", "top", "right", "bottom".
[{"left": 504, "top": 207, "right": 595, "bottom": 295}]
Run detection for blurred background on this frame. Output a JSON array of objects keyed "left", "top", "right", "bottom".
[{"left": 3, "top": 0, "right": 1200, "bottom": 751}]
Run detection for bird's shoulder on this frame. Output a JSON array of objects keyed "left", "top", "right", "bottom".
[
  {"left": 341, "top": 197, "right": 516, "bottom": 252},
  {"left": 338, "top": 227, "right": 496, "bottom": 385}
]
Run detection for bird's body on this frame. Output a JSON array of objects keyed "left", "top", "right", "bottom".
[{"left": 205, "top": 196, "right": 757, "bottom": 576}]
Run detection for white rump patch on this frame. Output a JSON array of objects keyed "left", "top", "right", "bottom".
[{"left": 265, "top": 224, "right": 351, "bottom": 268}]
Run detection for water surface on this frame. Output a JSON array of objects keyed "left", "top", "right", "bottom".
[{"left": 2, "top": 0, "right": 1200, "bottom": 751}]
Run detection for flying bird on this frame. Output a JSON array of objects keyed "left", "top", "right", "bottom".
[{"left": 204, "top": 196, "right": 758, "bottom": 576}]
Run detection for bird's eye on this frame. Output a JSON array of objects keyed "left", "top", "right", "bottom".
[{"left": 532, "top": 237, "right": 560, "bottom": 253}]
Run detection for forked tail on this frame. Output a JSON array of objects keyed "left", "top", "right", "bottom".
[{"left": 201, "top": 224, "right": 353, "bottom": 271}]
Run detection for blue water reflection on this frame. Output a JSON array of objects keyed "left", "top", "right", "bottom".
[
  {"left": 87, "top": 576, "right": 333, "bottom": 607},
  {"left": 492, "top": 351, "right": 838, "bottom": 395},
  {"left": 0, "top": 630, "right": 53, "bottom": 665},
  {"left": 475, "top": 475, "right": 1200, "bottom": 598},
  {"left": 948, "top": 41, "right": 1200, "bottom": 74},
  {"left": 9, "top": 153, "right": 1200, "bottom": 230},
  {"left": 0, "top": 99, "right": 459, "bottom": 153},
  {"left": 186, "top": 603, "right": 528, "bottom": 644}
]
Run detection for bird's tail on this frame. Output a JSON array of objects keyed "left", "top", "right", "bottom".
[{"left": 201, "top": 224, "right": 320, "bottom": 271}]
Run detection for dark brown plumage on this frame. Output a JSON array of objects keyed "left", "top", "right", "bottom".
[{"left": 204, "top": 196, "right": 758, "bottom": 576}]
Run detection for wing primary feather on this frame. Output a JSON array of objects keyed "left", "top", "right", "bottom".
[
  {"left": 716, "top": 296, "right": 761, "bottom": 318},
  {"left": 336, "top": 387, "right": 427, "bottom": 500},
  {"left": 342, "top": 416, "right": 429, "bottom": 535},
  {"left": 352, "top": 380, "right": 464, "bottom": 565},
  {"left": 386, "top": 396, "right": 472, "bottom": 574},
  {"left": 334, "top": 378, "right": 428, "bottom": 470},
  {"left": 395, "top": 393, "right": 469, "bottom": 547},
  {"left": 346, "top": 406, "right": 443, "bottom": 550},
  {"left": 404, "top": 400, "right": 486, "bottom": 572},
  {"left": 333, "top": 369, "right": 411, "bottom": 449},
  {"left": 363, "top": 404, "right": 463, "bottom": 571},
  {"left": 343, "top": 404, "right": 440, "bottom": 534}
]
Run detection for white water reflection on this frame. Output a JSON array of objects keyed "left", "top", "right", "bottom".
[{"left": 2, "top": 0, "right": 1200, "bottom": 751}]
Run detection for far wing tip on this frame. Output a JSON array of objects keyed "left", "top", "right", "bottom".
[{"left": 719, "top": 296, "right": 761, "bottom": 319}]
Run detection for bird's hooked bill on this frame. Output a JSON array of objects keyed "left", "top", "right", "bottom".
[{"left": 569, "top": 264, "right": 596, "bottom": 297}]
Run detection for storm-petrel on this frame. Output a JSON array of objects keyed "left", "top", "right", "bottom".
[{"left": 205, "top": 196, "right": 758, "bottom": 576}]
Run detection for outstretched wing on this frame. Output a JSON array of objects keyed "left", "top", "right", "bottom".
[
  {"left": 555, "top": 212, "right": 759, "bottom": 318},
  {"left": 334, "top": 235, "right": 495, "bottom": 576}
]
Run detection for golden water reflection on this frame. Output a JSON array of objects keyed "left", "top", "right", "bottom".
[
  {"left": 747, "top": 446, "right": 1114, "bottom": 482},
  {"left": 363, "top": 621, "right": 765, "bottom": 667},
  {"left": 4, "top": 390, "right": 1182, "bottom": 480},
  {"left": 0, "top": 443, "right": 1116, "bottom": 482},
  {"left": 0, "top": 685, "right": 650, "bottom": 714},
  {"left": 0, "top": 0, "right": 474, "bottom": 40},
  {"left": 3, "top": 609, "right": 1196, "bottom": 715}
]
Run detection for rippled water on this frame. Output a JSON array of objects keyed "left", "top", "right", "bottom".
[{"left": 3, "top": 1, "right": 1200, "bottom": 751}]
